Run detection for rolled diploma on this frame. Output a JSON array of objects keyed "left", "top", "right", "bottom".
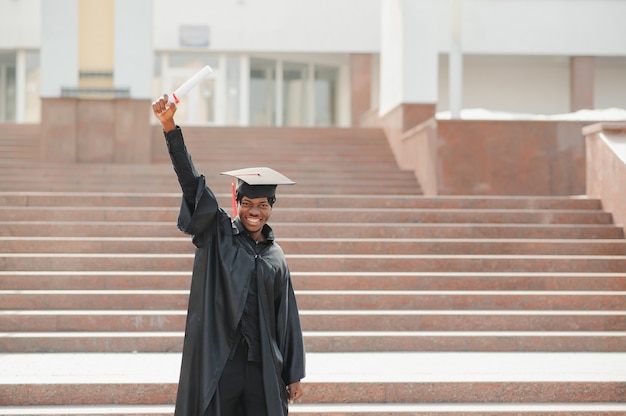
[{"left": 168, "top": 65, "right": 213, "bottom": 104}]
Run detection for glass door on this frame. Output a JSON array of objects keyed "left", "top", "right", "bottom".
[
  {"left": 0, "top": 52, "right": 16, "bottom": 122},
  {"left": 314, "top": 65, "right": 338, "bottom": 126},
  {"left": 249, "top": 58, "right": 276, "bottom": 126},
  {"left": 283, "top": 61, "right": 309, "bottom": 126}
]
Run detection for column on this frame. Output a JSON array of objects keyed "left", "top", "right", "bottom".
[
  {"left": 449, "top": 0, "right": 463, "bottom": 119},
  {"left": 114, "top": 0, "right": 152, "bottom": 99},
  {"left": 379, "top": 0, "right": 439, "bottom": 130},
  {"left": 40, "top": 0, "right": 79, "bottom": 98},
  {"left": 350, "top": 54, "right": 372, "bottom": 126},
  {"left": 570, "top": 56, "right": 595, "bottom": 111},
  {"left": 15, "top": 50, "right": 25, "bottom": 123},
  {"left": 112, "top": 0, "right": 153, "bottom": 163},
  {"left": 40, "top": 0, "right": 79, "bottom": 162}
]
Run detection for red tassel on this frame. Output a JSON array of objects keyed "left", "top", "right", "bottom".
[{"left": 231, "top": 181, "right": 238, "bottom": 217}]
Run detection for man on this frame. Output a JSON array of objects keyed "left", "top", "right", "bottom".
[{"left": 152, "top": 94, "right": 306, "bottom": 416}]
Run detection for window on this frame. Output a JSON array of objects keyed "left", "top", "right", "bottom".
[
  {"left": 283, "top": 61, "right": 309, "bottom": 126},
  {"left": 249, "top": 58, "right": 276, "bottom": 126},
  {"left": 314, "top": 65, "right": 337, "bottom": 126}
]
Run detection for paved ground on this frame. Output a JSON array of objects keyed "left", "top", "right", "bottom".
[
  {"left": 2, "top": 403, "right": 626, "bottom": 414},
  {"left": 1, "top": 352, "right": 625, "bottom": 384},
  {"left": 1, "top": 352, "right": 626, "bottom": 414}
]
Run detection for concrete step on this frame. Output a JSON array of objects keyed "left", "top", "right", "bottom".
[
  {"left": 0, "top": 192, "right": 605, "bottom": 210},
  {"left": 302, "top": 331, "right": 626, "bottom": 352},
  {"left": 2, "top": 128, "right": 623, "bottom": 415},
  {"left": 1, "top": 310, "right": 624, "bottom": 332},
  {"left": 2, "top": 403, "right": 626, "bottom": 416},
  {"left": 0, "top": 179, "right": 419, "bottom": 196},
  {"left": 0, "top": 352, "right": 624, "bottom": 404},
  {"left": 1, "top": 290, "right": 624, "bottom": 311},
  {"left": 0, "top": 206, "right": 614, "bottom": 224},
  {"left": 2, "top": 221, "right": 622, "bottom": 239},
  {"left": 2, "top": 331, "right": 624, "bottom": 353},
  {"left": 0, "top": 162, "right": 421, "bottom": 194},
  {"left": 2, "top": 237, "right": 625, "bottom": 255},
  {"left": 0, "top": 125, "right": 40, "bottom": 162},
  {"left": 0, "top": 181, "right": 421, "bottom": 195},
  {"left": 167, "top": 127, "right": 420, "bottom": 169},
  {"left": 2, "top": 271, "right": 626, "bottom": 291},
  {"left": 2, "top": 253, "right": 626, "bottom": 272},
  {"left": 0, "top": 160, "right": 410, "bottom": 175},
  {"left": 4, "top": 380, "right": 625, "bottom": 406}
]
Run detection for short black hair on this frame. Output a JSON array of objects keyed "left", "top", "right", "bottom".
[{"left": 236, "top": 192, "right": 276, "bottom": 206}]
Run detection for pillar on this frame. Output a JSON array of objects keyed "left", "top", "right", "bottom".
[
  {"left": 112, "top": 0, "right": 153, "bottom": 163},
  {"left": 570, "top": 56, "right": 595, "bottom": 111},
  {"left": 379, "top": 0, "right": 439, "bottom": 168},
  {"left": 40, "top": 0, "right": 79, "bottom": 162},
  {"left": 379, "top": 0, "right": 439, "bottom": 131},
  {"left": 350, "top": 54, "right": 372, "bottom": 126}
]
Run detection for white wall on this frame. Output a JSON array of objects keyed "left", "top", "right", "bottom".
[
  {"left": 379, "top": 0, "right": 440, "bottom": 115},
  {"left": 114, "top": 0, "right": 153, "bottom": 99},
  {"left": 151, "top": 0, "right": 381, "bottom": 53},
  {"left": 595, "top": 57, "right": 626, "bottom": 109},
  {"left": 151, "top": 0, "right": 626, "bottom": 56},
  {"left": 379, "top": 0, "right": 403, "bottom": 116},
  {"left": 438, "top": 55, "right": 571, "bottom": 115},
  {"left": 436, "top": 55, "right": 626, "bottom": 115},
  {"left": 4, "top": 0, "right": 626, "bottom": 57},
  {"left": 402, "top": 0, "right": 439, "bottom": 104},
  {"left": 3, "top": 0, "right": 626, "bottom": 118},
  {"left": 0, "top": 0, "right": 40, "bottom": 49},
  {"left": 40, "top": 0, "right": 79, "bottom": 98},
  {"left": 438, "top": 0, "right": 626, "bottom": 56}
]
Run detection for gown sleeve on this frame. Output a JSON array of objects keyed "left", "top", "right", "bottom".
[
  {"left": 164, "top": 127, "right": 220, "bottom": 245},
  {"left": 277, "top": 269, "right": 306, "bottom": 385}
]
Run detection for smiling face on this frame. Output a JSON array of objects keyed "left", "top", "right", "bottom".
[{"left": 238, "top": 196, "right": 273, "bottom": 240}]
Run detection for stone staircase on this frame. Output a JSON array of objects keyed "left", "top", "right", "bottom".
[
  {"left": 1, "top": 126, "right": 625, "bottom": 415},
  {"left": 0, "top": 123, "right": 40, "bottom": 162}
]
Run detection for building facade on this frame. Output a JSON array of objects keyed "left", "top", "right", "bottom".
[{"left": 1, "top": 0, "right": 625, "bottom": 127}]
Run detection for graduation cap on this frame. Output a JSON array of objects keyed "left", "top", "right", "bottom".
[{"left": 221, "top": 167, "right": 295, "bottom": 216}]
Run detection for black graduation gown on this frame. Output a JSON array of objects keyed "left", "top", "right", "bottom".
[{"left": 164, "top": 128, "right": 306, "bottom": 416}]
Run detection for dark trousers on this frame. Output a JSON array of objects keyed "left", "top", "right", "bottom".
[{"left": 218, "top": 340, "right": 268, "bottom": 416}]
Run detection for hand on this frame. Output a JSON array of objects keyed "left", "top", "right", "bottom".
[
  {"left": 286, "top": 381, "right": 303, "bottom": 404},
  {"left": 151, "top": 94, "right": 177, "bottom": 132}
]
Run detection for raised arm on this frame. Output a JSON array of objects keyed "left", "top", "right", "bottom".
[
  {"left": 152, "top": 94, "right": 199, "bottom": 203},
  {"left": 152, "top": 95, "right": 219, "bottom": 243}
]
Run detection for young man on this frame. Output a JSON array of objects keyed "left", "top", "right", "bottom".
[{"left": 152, "top": 95, "right": 306, "bottom": 416}]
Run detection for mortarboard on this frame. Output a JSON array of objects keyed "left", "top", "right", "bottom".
[{"left": 221, "top": 167, "right": 295, "bottom": 216}]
